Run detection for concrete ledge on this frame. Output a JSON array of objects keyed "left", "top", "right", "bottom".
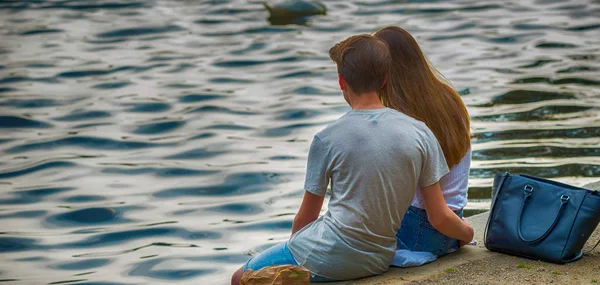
[{"left": 330, "top": 181, "right": 600, "bottom": 285}]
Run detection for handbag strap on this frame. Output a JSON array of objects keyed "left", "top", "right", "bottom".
[
  {"left": 584, "top": 238, "right": 600, "bottom": 254},
  {"left": 517, "top": 185, "right": 570, "bottom": 244}
]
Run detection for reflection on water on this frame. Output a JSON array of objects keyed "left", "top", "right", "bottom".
[{"left": 1, "top": 0, "right": 599, "bottom": 283}]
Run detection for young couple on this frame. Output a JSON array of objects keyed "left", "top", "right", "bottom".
[{"left": 231, "top": 26, "right": 474, "bottom": 284}]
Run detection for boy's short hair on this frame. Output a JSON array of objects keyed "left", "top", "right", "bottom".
[{"left": 329, "top": 34, "right": 391, "bottom": 95}]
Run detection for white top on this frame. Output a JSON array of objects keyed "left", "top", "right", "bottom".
[{"left": 412, "top": 149, "right": 471, "bottom": 211}]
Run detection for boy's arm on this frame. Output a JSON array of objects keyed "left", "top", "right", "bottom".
[
  {"left": 421, "top": 182, "right": 474, "bottom": 243},
  {"left": 293, "top": 135, "right": 330, "bottom": 235},
  {"left": 291, "top": 191, "right": 325, "bottom": 235}
]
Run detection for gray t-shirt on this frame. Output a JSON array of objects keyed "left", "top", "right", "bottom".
[{"left": 288, "top": 108, "right": 449, "bottom": 280}]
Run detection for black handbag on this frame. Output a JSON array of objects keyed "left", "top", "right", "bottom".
[{"left": 484, "top": 172, "right": 600, "bottom": 263}]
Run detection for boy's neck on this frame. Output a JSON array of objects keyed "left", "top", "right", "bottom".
[{"left": 347, "top": 90, "right": 385, "bottom": 110}]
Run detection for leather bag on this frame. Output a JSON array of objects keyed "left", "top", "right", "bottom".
[{"left": 485, "top": 172, "right": 600, "bottom": 263}]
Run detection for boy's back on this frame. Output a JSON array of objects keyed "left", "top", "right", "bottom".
[{"left": 288, "top": 107, "right": 448, "bottom": 280}]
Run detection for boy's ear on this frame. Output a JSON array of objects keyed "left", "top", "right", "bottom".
[{"left": 338, "top": 73, "right": 346, "bottom": 90}]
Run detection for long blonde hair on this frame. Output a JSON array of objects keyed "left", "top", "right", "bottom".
[{"left": 374, "top": 26, "right": 470, "bottom": 168}]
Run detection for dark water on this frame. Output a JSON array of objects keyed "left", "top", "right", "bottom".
[{"left": 0, "top": 0, "right": 599, "bottom": 284}]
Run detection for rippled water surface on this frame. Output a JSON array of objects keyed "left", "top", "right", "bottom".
[{"left": 1, "top": 0, "right": 599, "bottom": 284}]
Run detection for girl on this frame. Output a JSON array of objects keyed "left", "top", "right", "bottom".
[{"left": 375, "top": 26, "right": 472, "bottom": 257}]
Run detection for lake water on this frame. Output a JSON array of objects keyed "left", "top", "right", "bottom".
[{"left": 0, "top": 0, "right": 599, "bottom": 284}]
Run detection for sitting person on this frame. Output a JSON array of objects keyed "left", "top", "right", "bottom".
[
  {"left": 231, "top": 34, "right": 474, "bottom": 284},
  {"left": 374, "top": 26, "right": 472, "bottom": 256}
]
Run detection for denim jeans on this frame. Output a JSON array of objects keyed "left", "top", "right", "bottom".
[
  {"left": 396, "top": 205, "right": 464, "bottom": 257},
  {"left": 244, "top": 242, "right": 337, "bottom": 282}
]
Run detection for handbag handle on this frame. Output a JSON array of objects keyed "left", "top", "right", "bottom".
[
  {"left": 517, "top": 185, "right": 570, "bottom": 244},
  {"left": 585, "top": 238, "right": 600, "bottom": 253}
]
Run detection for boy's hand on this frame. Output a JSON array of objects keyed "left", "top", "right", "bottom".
[{"left": 458, "top": 218, "right": 474, "bottom": 247}]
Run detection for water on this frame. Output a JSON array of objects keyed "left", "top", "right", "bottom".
[{"left": 0, "top": 0, "right": 599, "bottom": 283}]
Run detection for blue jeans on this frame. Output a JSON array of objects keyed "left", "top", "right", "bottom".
[
  {"left": 243, "top": 242, "right": 337, "bottom": 282},
  {"left": 396, "top": 205, "right": 463, "bottom": 257}
]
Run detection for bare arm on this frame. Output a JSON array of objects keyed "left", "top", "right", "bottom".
[
  {"left": 421, "top": 182, "right": 474, "bottom": 243},
  {"left": 291, "top": 191, "right": 325, "bottom": 235}
]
